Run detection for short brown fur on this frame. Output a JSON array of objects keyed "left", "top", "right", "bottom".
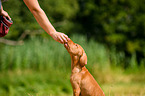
[{"left": 64, "top": 39, "right": 105, "bottom": 96}]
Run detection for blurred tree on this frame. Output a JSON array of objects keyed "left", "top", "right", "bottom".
[
  {"left": 2, "top": 0, "right": 79, "bottom": 38},
  {"left": 74, "top": 0, "right": 145, "bottom": 67}
]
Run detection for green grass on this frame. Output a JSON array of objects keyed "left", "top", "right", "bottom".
[
  {"left": 0, "top": 35, "right": 145, "bottom": 96},
  {"left": 101, "top": 69, "right": 145, "bottom": 96},
  {"left": 0, "top": 68, "right": 144, "bottom": 96},
  {"left": 0, "top": 35, "right": 112, "bottom": 71},
  {"left": 0, "top": 69, "right": 72, "bottom": 96}
]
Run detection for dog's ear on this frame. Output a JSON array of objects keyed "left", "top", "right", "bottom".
[{"left": 80, "top": 52, "right": 87, "bottom": 67}]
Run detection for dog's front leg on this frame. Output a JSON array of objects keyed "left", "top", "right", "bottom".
[
  {"left": 71, "top": 79, "right": 81, "bottom": 96},
  {"left": 72, "top": 84, "right": 81, "bottom": 96}
]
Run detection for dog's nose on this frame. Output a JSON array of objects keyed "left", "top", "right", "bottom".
[
  {"left": 64, "top": 43, "right": 68, "bottom": 48},
  {"left": 64, "top": 42, "right": 70, "bottom": 50}
]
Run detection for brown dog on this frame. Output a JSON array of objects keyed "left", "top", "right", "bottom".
[{"left": 64, "top": 39, "right": 105, "bottom": 96}]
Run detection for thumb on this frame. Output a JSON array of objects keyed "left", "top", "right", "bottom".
[{"left": 7, "top": 15, "right": 11, "bottom": 20}]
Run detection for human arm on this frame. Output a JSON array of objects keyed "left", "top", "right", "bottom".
[{"left": 23, "top": 0, "right": 69, "bottom": 44}]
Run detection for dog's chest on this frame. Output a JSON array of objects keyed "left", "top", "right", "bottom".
[
  {"left": 70, "top": 67, "right": 82, "bottom": 84},
  {"left": 70, "top": 73, "right": 82, "bottom": 85},
  {"left": 71, "top": 72, "right": 81, "bottom": 80}
]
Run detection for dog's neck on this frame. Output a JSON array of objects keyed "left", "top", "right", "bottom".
[{"left": 71, "top": 55, "right": 82, "bottom": 74}]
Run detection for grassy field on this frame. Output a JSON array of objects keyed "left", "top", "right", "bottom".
[
  {"left": 0, "top": 35, "right": 145, "bottom": 96},
  {"left": 0, "top": 68, "right": 144, "bottom": 96}
]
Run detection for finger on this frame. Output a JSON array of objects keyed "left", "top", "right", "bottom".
[
  {"left": 61, "top": 33, "right": 70, "bottom": 42},
  {"left": 57, "top": 40, "right": 62, "bottom": 44},
  {"left": 58, "top": 36, "right": 64, "bottom": 44},
  {"left": 61, "top": 33, "right": 70, "bottom": 41},
  {"left": 61, "top": 34, "right": 68, "bottom": 43},
  {"left": 63, "top": 34, "right": 68, "bottom": 39},
  {"left": 63, "top": 34, "right": 70, "bottom": 41},
  {"left": 64, "top": 43, "right": 68, "bottom": 48},
  {"left": 4, "top": 11, "right": 11, "bottom": 20},
  {"left": 7, "top": 15, "right": 11, "bottom": 20}
]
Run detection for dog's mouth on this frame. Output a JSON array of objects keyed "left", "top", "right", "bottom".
[{"left": 64, "top": 43, "right": 70, "bottom": 50}]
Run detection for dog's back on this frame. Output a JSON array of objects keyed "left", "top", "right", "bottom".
[{"left": 80, "top": 67, "right": 105, "bottom": 96}]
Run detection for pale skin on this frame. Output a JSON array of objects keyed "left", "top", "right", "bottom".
[{"left": 0, "top": 0, "right": 69, "bottom": 44}]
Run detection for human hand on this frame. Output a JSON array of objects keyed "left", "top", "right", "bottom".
[
  {"left": 50, "top": 31, "right": 70, "bottom": 44},
  {"left": 0, "top": 10, "right": 11, "bottom": 20}
]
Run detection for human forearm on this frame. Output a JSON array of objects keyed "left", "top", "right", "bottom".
[
  {"left": 23, "top": 0, "right": 69, "bottom": 44},
  {"left": 23, "top": 0, "right": 56, "bottom": 35},
  {"left": 31, "top": 9, "right": 69, "bottom": 43},
  {"left": 30, "top": 8, "right": 56, "bottom": 35}
]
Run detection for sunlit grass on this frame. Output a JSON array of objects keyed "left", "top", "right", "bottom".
[
  {"left": 103, "top": 82, "right": 145, "bottom": 96},
  {"left": 0, "top": 69, "right": 144, "bottom": 96},
  {"left": 101, "top": 69, "right": 145, "bottom": 96}
]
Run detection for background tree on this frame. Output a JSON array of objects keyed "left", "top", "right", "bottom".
[{"left": 74, "top": 0, "right": 145, "bottom": 67}]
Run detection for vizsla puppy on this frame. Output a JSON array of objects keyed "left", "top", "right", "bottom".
[{"left": 64, "top": 39, "right": 105, "bottom": 96}]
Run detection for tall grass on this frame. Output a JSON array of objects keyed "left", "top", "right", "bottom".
[
  {"left": 0, "top": 37, "right": 70, "bottom": 71},
  {"left": 0, "top": 35, "right": 110, "bottom": 71},
  {"left": 0, "top": 35, "right": 144, "bottom": 71},
  {"left": 0, "top": 35, "right": 145, "bottom": 96}
]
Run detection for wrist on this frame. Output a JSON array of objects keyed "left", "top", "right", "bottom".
[{"left": 48, "top": 30, "right": 57, "bottom": 36}]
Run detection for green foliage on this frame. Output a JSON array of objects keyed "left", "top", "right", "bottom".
[
  {"left": 2, "top": 0, "right": 38, "bottom": 39},
  {"left": 2, "top": 0, "right": 79, "bottom": 38},
  {"left": 74, "top": 0, "right": 145, "bottom": 67}
]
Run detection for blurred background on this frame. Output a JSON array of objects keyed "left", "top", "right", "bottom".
[{"left": 0, "top": 0, "right": 145, "bottom": 96}]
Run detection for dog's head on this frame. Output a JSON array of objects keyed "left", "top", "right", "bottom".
[{"left": 64, "top": 39, "right": 87, "bottom": 67}]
